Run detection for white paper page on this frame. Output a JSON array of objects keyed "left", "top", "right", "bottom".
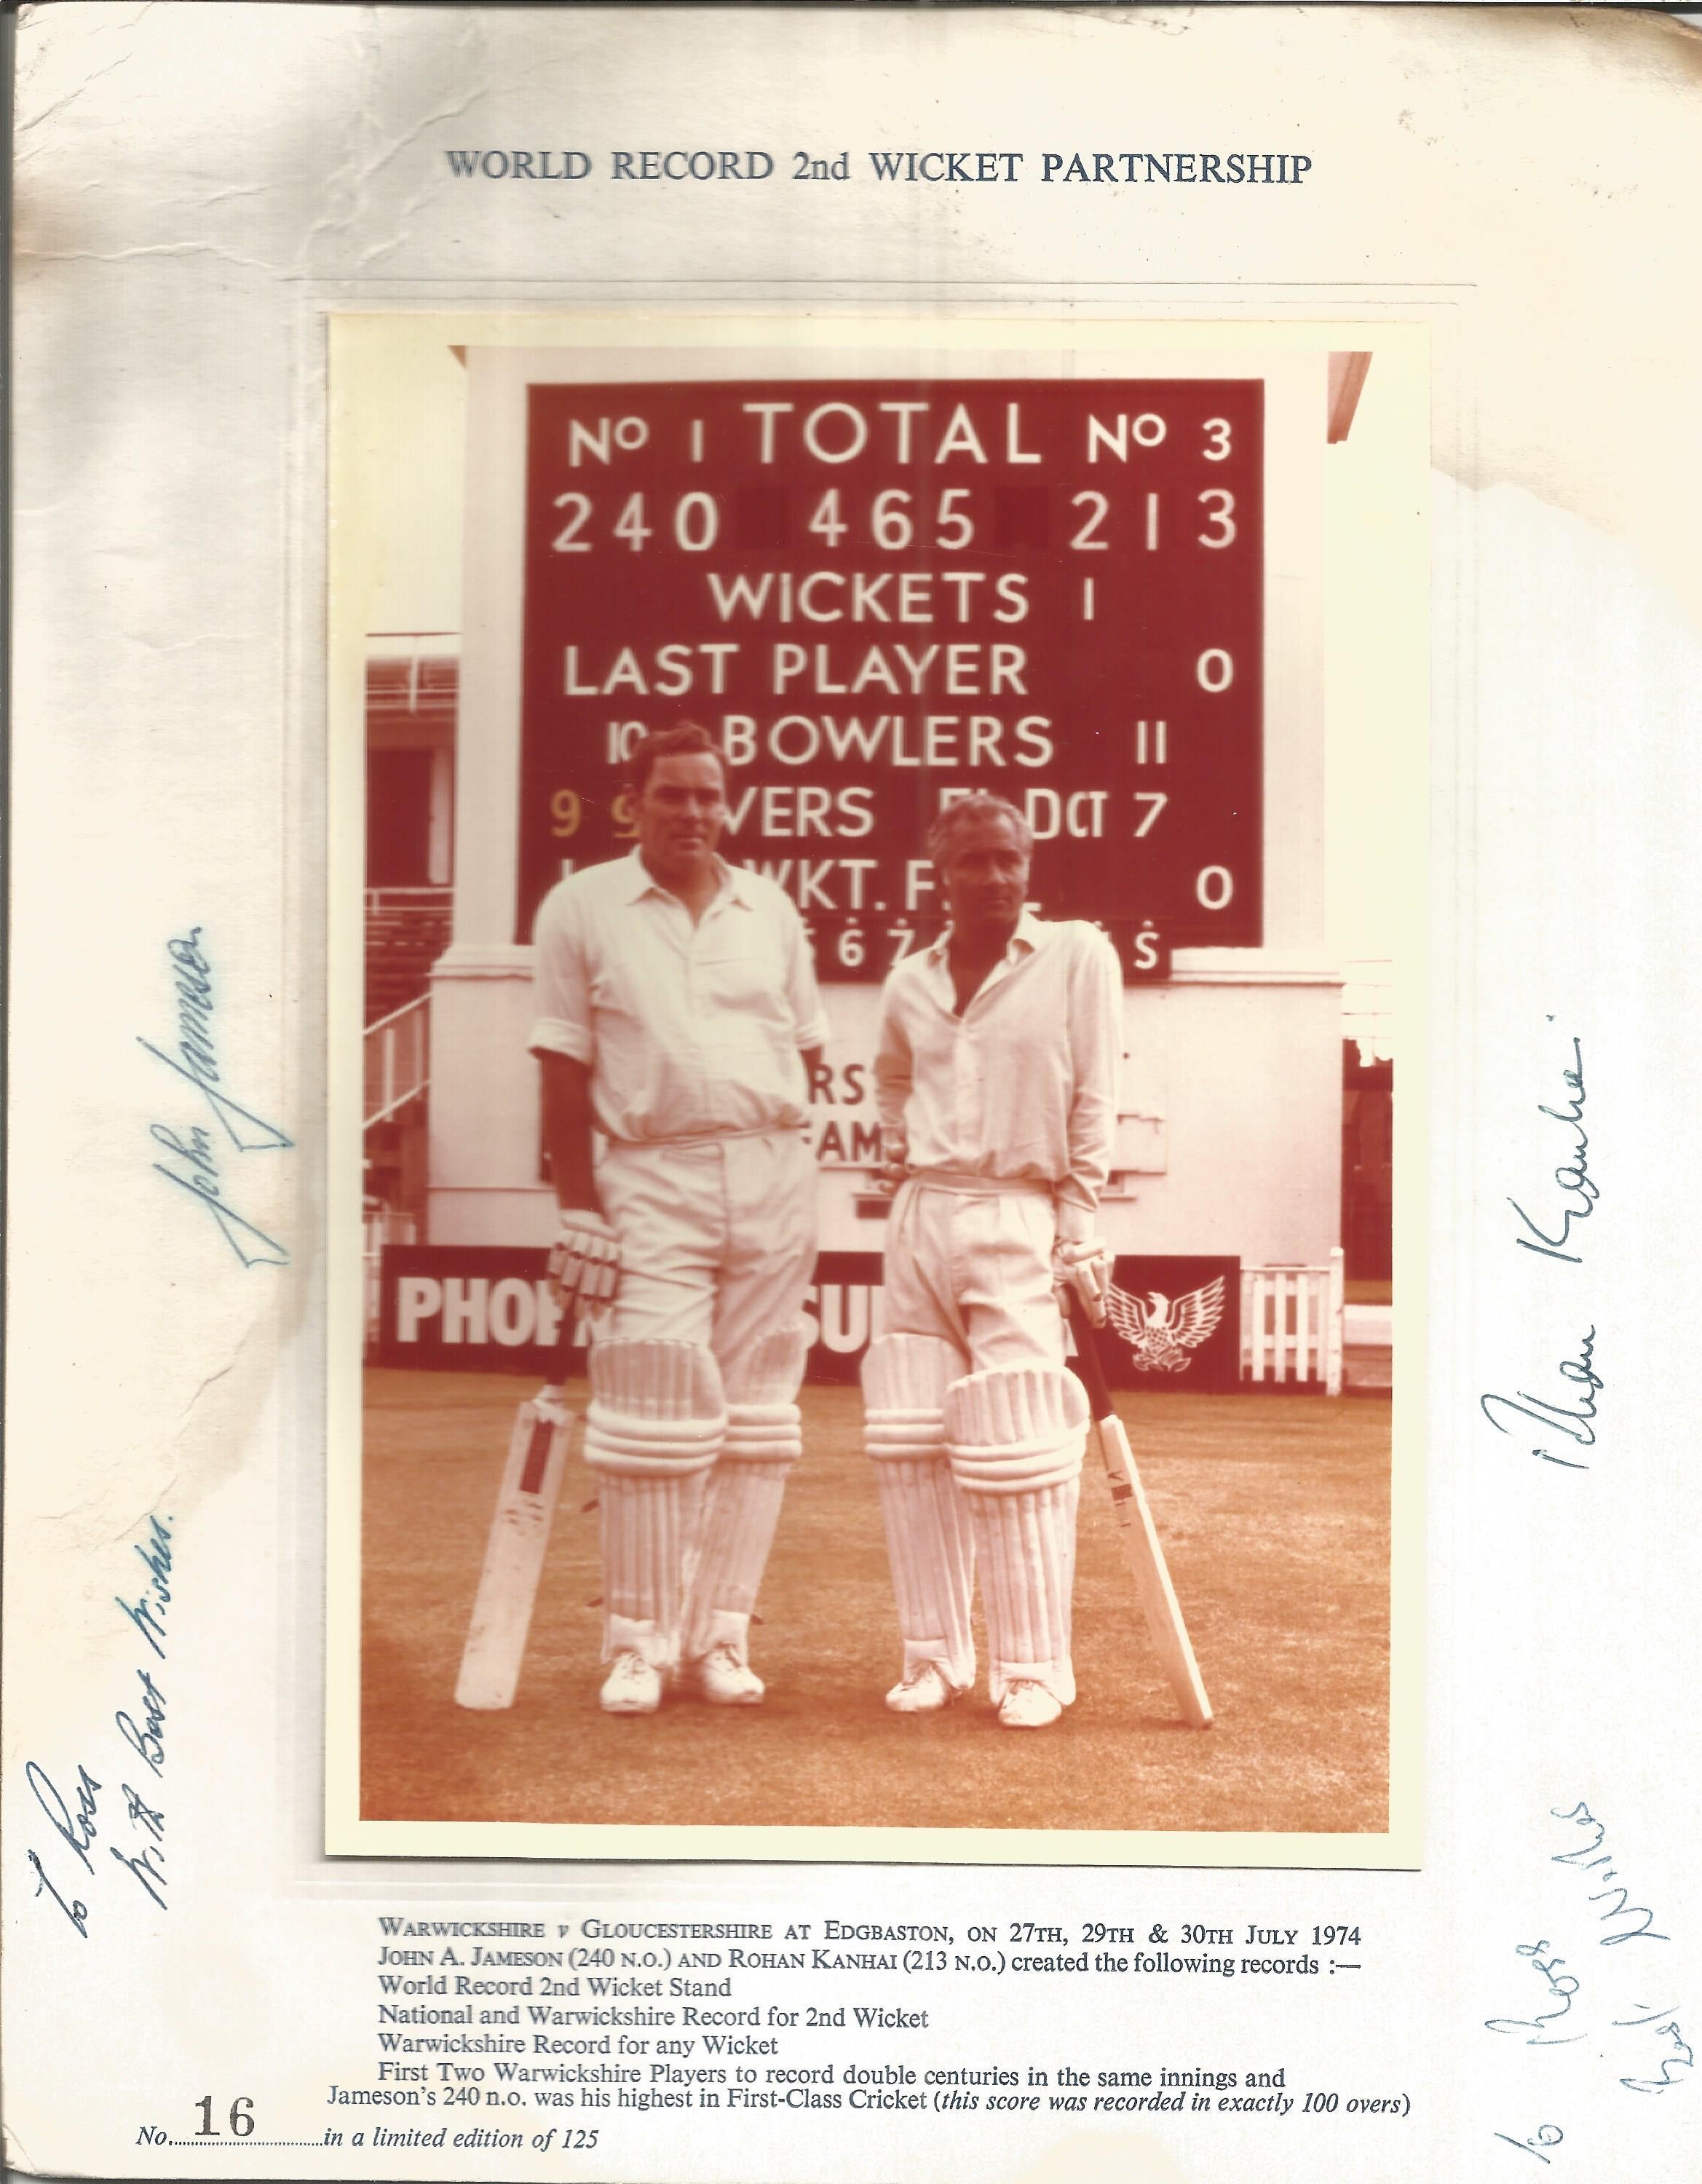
[{"left": 7, "top": 8, "right": 1699, "bottom": 2182}]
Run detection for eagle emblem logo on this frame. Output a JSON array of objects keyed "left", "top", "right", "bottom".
[{"left": 1105, "top": 1277, "right": 1227, "bottom": 1374}]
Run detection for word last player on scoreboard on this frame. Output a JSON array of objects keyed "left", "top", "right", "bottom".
[{"left": 519, "top": 379, "right": 1263, "bottom": 979}]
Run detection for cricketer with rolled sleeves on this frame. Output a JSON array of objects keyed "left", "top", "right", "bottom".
[
  {"left": 529, "top": 723, "right": 828, "bottom": 1716},
  {"left": 868, "top": 791, "right": 1120, "bottom": 1730}
]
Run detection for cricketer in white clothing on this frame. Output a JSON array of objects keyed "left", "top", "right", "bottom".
[
  {"left": 868, "top": 791, "right": 1121, "bottom": 1730},
  {"left": 529, "top": 724, "right": 828, "bottom": 1716}
]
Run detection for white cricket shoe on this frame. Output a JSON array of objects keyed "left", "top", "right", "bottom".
[
  {"left": 600, "top": 1652, "right": 662, "bottom": 1715},
  {"left": 884, "top": 1661, "right": 957, "bottom": 1714},
  {"left": 997, "top": 1679, "right": 1064, "bottom": 1730},
  {"left": 692, "top": 1643, "right": 765, "bottom": 1706}
]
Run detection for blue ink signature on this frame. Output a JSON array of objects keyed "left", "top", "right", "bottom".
[
  {"left": 1615, "top": 2005, "right": 1695, "bottom": 2094},
  {"left": 1486, "top": 1939, "right": 1587, "bottom": 2046},
  {"left": 1481, "top": 1328, "right": 1602, "bottom": 1472},
  {"left": 118, "top": 1666, "right": 167, "bottom": 1780},
  {"left": 1508, "top": 1037, "right": 1594, "bottom": 1266},
  {"left": 26, "top": 1516, "right": 173, "bottom": 1935},
  {"left": 140, "top": 927, "right": 291, "bottom": 1267},
  {"left": 26, "top": 1760, "right": 102, "bottom": 1935},
  {"left": 1551, "top": 1800, "right": 1670, "bottom": 1947},
  {"left": 1494, "top": 2123, "right": 1564, "bottom": 2165},
  {"left": 27, "top": 1846, "right": 91, "bottom": 1938},
  {"left": 1489, "top": 1795, "right": 1687, "bottom": 2156},
  {"left": 116, "top": 1511, "right": 173, "bottom": 1660}
]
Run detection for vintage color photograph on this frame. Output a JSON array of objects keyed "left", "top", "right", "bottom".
[{"left": 343, "top": 320, "right": 1417, "bottom": 1851}]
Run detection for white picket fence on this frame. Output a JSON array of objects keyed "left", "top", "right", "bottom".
[{"left": 1241, "top": 1248, "right": 1345, "bottom": 1394}]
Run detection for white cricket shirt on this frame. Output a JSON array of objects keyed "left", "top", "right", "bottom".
[
  {"left": 874, "top": 911, "right": 1122, "bottom": 1218},
  {"left": 529, "top": 850, "right": 830, "bottom": 1144}
]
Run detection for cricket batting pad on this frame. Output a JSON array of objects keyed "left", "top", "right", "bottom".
[
  {"left": 945, "top": 1365, "right": 1089, "bottom": 1706},
  {"left": 861, "top": 1334, "right": 976, "bottom": 1693},
  {"left": 682, "top": 1321, "right": 810, "bottom": 1665},
  {"left": 455, "top": 1380, "right": 575, "bottom": 1710},
  {"left": 584, "top": 1340, "right": 726, "bottom": 1669}
]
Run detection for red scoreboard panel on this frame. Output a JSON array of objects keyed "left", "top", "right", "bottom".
[{"left": 518, "top": 379, "right": 1262, "bottom": 981}]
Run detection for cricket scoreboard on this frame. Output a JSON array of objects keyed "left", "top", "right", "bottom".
[{"left": 517, "top": 378, "right": 1263, "bottom": 981}]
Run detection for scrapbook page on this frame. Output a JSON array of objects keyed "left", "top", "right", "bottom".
[{"left": 7, "top": 7, "right": 1699, "bottom": 2180}]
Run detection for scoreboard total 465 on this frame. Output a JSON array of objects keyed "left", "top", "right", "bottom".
[{"left": 518, "top": 378, "right": 1263, "bottom": 981}]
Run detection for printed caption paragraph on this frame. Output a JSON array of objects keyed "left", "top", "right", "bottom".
[{"left": 132, "top": 1910, "right": 1411, "bottom": 2154}]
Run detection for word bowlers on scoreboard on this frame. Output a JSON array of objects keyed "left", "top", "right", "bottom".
[{"left": 518, "top": 379, "right": 1263, "bottom": 982}]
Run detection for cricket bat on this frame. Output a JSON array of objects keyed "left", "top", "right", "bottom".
[
  {"left": 1066, "top": 1293, "right": 1214, "bottom": 1729},
  {"left": 454, "top": 1308, "right": 581, "bottom": 1710}
]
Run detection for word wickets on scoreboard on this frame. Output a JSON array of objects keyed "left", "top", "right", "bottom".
[{"left": 518, "top": 379, "right": 1263, "bottom": 981}]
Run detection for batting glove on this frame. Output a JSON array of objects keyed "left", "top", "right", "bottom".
[
  {"left": 549, "top": 1206, "right": 621, "bottom": 1318},
  {"left": 1053, "top": 1213, "right": 1111, "bottom": 1327}
]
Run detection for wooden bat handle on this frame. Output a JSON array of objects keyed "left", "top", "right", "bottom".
[{"left": 1064, "top": 1290, "right": 1115, "bottom": 1420}]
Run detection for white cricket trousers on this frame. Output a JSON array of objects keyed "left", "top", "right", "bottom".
[
  {"left": 595, "top": 1128, "right": 817, "bottom": 1366},
  {"left": 877, "top": 1174, "right": 1082, "bottom": 1706},
  {"left": 882, "top": 1174, "right": 1065, "bottom": 1371},
  {"left": 589, "top": 1128, "right": 817, "bottom": 1673}
]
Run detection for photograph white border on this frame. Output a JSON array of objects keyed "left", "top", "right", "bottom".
[{"left": 325, "top": 308, "right": 1433, "bottom": 1869}]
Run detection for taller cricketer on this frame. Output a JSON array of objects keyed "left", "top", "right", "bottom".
[
  {"left": 529, "top": 724, "right": 828, "bottom": 1716},
  {"left": 867, "top": 791, "right": 1121, "bottom": 1730}
]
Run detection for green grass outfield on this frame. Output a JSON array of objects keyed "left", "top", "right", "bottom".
[{"left": 362, "top": 1374, "right": 1390, "bottom": 1838}]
